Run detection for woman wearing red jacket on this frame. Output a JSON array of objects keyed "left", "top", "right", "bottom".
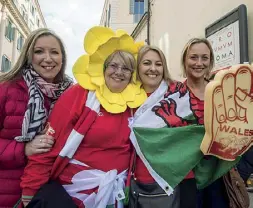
[{"left": 0, "top": 28, "right": 72, "bottom": 207}]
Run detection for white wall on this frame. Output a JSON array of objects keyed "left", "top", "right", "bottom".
[
  {"left": 149, "top": 0, "right": 253, "bottom": 80},
  {"left": 100, "top": 0, "right": 136, "bottom": 34}
]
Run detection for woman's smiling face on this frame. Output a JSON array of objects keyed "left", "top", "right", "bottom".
[{"left": 138, "top": 50, "right": 164, "bottom": 93}]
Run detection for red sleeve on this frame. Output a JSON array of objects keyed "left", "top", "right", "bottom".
[
  {"left": 0, "top": 83, "right": 25, "bottom": 168},
  {"left": 21, "top": 85, "right": 88, "bottom": 198}
]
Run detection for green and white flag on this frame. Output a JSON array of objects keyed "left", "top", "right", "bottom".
[{"left": 130, "top": 81, "right": 240, "bottom": 196}]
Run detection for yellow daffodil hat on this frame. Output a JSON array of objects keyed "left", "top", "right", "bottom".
[{"left": 73, "top": 26, "right": 147, "bottom": 113}]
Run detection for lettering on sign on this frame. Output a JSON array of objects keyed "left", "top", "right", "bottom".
[{"left": 207, "top": 21, "right": 240, "bottom": 70}]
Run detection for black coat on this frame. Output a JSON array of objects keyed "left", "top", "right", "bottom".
[{"left": 237, "top": 146, "right": 253, "bottom": 182}]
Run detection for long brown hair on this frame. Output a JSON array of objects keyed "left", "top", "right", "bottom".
[{"left": 0, "top": 28, "right": 67, "bottom": 83}]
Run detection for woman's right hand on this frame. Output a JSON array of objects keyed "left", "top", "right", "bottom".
[{"left": 25, "top": 134, "right": 54, "bottom": 156}]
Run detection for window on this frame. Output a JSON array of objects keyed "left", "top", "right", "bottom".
[
  {"left": 5, "top": 19, "right": 14, "bottom": 41},
  {"left": 24, "top": 14, "right": 28, "bottom": 23},
  {"left": 17, "top": 33, "right": 24, "bottom": 50},
  {"left": 134, "top": 0, "right": 144, "bottom": 13},
  {"left": 129, "top": 0, "right": 147, "bottom": 23},
  {"left": 25, "top": 0, "right": 29, "bottom": 8},
  {"left": 22, "top": 10, "right": 25, "bottom": 18},
  {"left": 104, "top": 4, "right": 111, "bottom": 27},
  {"left": 12, "top": 0, "right": 18, "bottom": 7},
  {"left": 104, "top": 9, "right": 108, "bottom": 27},
  {"left": 1, "top": 55, "right": 11, "bottom": 72},
  {"left": 30, "top": 5, "right": 35, "bottom": 16},
  {"left": 107, "top": 4, "right": 111, "bottom": 27},
  {"left": 20, "top": 4, "right": 28, "bottom": 22},
  {"left": 37, "top": 18, "right": 40, "bottom": 27},
  {"left": 22, "top": 11, "right": 28, "bottom": 22},
  {"left": 29, "top": 20, "right": 34, "bottom": 31},
  {"left": 134, "top": 0, "right": 144, "bottom": 23}
]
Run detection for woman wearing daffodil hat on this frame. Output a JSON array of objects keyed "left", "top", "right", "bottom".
[{"left": 21, "top": 26, "right": 147, "bottom": 208}]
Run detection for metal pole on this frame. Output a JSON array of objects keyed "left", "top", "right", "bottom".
[{"left": 147, "top": 0, "right": 150, "bottom": 45}]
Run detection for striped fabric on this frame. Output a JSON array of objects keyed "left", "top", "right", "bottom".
[{"left": 15, "top": 65, "right": 72, "bottom": 142}]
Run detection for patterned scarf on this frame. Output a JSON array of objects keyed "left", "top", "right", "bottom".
[{"left": 15, "top": 65, "right": 73, "bottom": 142}]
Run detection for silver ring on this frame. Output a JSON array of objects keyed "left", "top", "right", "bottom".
[{"left": 40, "top": 139, "right": 42, "bottom": 143}]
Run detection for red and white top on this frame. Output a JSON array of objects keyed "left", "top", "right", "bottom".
[{"left": 21, "top": 85, "right": 132, "bottom": 208}]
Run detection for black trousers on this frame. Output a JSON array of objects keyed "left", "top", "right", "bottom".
[
  {"left": 179, "top": 178, "right": 197, "bottom": 208},
  {"left": 179, "top": 178, "right": 229, "bottom": 208},
  {"left": 196, "top": 178, "right": 229, "bottom": 208},
  {"left": 27, "top": 180, "right": 77, "bottom": 208}
]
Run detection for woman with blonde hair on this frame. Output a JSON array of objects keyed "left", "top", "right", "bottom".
[
  {"left": 136, "top": 45, "right": 173, "bottom": 89},
  {"left": 181, "top": 38, "right": 214, "bottom": 100},
  {"left": 180, "top": 38, "right": 229, "bottom": 208},
  {"left": 0, "top": 28, "right": 72, "bottom": 207},
  {"left": 129, "top": 45, "right": 182, "bottom": 208}
]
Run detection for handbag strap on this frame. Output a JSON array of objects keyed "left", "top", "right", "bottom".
[
  {"left": 124, "top": 108, "right": 137, "bottom": 194},
  {"left": 129, "top": 108, "right": 137, "bottom": 177},
  {"left": 223, "top": 167, "right": 250, "bottom": 208},
  {"left": 131, "top": 150, "right": 137, "bottom": 175}
]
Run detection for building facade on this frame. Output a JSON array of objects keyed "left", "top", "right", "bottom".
[
  {"left": 0, "top": 0, "right": 46, "bottom": 72},
  {"left": 143, "top": 0, "right": 253, "bottom": 80},
  {"left": 101, "top": 0, "right": 253, "bottom": 80},
  {"left": 100, "top": 0, "right": 148, "bottom": 36}
]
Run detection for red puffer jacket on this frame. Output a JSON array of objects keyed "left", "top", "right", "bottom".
[{"left": 0, "top": 78, "right": 50, "bottom": 208}]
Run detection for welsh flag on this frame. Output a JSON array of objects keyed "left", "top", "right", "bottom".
[
  {"left": 133, "top": 125, "right": 240, "bottom": 190},
  {"left": 130, "top": 81, "right": 240, "bottom": 195}
]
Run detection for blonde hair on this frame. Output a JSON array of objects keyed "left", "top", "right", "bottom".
[
  {"left": 104, "top": 50, "right": 136, "bottom": 83},
  {"left": 137, "top": 45, "right": 173, "bottom": 84},
  {"left": 181, "top": 38, "right": 214, "bottom": 78},
  {"left": 0, "top": 28, "right": 67, "bottom": 83}
]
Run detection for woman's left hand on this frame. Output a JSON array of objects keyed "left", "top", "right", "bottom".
[{"left": 25, "top": 134, "right": 54, "bottom": 156}]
